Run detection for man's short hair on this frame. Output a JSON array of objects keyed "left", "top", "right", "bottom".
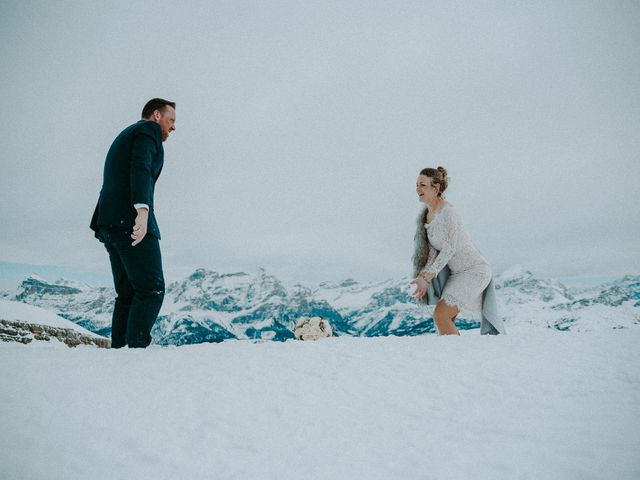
[{"left": 141, "top": 98, "right": 176, "bottom": 118}]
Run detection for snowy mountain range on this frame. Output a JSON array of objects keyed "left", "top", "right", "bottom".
[{"left": 1, "top": 266, "right": 638, "bottom": 345}]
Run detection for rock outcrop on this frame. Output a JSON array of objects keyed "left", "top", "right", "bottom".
[{"left": 0, "top": 319, "right": 110, "bottom": 348}]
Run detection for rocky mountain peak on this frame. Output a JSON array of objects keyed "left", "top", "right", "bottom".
[
  {"left": 495, "top": 265, "right": 573, "bottom": 303},
  {"left": 16, "top": 275, "right": 83, "bottom": 300}
]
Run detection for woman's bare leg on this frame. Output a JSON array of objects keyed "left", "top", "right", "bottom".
[{"left": 433, "top": 299, "right": 460, "bottom": 335}]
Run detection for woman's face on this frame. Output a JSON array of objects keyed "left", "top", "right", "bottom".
[{"left": 416, "top": 174, "right": 438, "bottom": 204}]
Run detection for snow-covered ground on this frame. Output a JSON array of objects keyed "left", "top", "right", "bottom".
[{"left": 2, "top": 327, "right": 639, "bottom": 479}]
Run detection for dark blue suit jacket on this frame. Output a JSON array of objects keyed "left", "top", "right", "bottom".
[{"left": 90, "top": 120, "right": 164, "bottom": 239}]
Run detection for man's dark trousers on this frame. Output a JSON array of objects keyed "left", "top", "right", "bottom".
[{"left": 98, "top": 228, "right": 164, "bottom": 348}]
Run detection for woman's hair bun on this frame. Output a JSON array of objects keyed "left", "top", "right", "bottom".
[{"left": 418, "top": 166, "right": 449, "bottom": 197}]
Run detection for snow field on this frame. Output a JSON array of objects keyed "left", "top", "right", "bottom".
[{"left": 2, "top": 329, "right": 639, "bottom": 479}]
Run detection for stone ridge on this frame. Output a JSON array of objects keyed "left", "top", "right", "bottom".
[{"left": 0, "top": 319, "right": 111, "bottom": 348}]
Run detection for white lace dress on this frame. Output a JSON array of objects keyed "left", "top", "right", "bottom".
[{"left": 422, "top": 202, "right": 491, "bottom": 315}]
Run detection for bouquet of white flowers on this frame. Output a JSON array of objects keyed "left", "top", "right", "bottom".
[{"left": 293, "top": 316, "right": 333, "bottom": 341}]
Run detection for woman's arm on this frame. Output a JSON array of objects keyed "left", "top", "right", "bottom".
[{"left": 424, "top": 209, "right": 460, "bottom": 276}]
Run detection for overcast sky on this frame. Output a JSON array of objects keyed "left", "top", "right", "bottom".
[{"left": 1, "top": 0, "right": 639, "bottom": 287}]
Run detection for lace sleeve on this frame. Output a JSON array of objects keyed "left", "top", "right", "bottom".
[
  {"left": 424, "top": 244, "right": 438, "bottom": 270},
  {"left": 424, "top": 208, "right": 461, "bottom": 275}
]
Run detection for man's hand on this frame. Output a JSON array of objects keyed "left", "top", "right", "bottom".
[{"left": 131, "top": 207, "right": 149, "bottom": 246}]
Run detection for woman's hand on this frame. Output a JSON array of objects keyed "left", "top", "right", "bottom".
[
  {"left": 410, "top": 276, "right": 430, "bottom": 300},
  {"left": 421, "top": 271, "right": 436, "bottom": 283}
]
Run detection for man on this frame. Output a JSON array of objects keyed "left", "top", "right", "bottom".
[{"left": 90, "top": 98, "right": 176, "bottom": 348}]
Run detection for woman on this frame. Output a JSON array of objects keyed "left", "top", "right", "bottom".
[{"left": 410, "top": 167, "right": 492, "bottom": 335}]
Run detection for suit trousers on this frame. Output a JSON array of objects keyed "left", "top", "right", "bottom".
[{"left": 98, "top": 228, "right": 165, "bottom": 348}]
